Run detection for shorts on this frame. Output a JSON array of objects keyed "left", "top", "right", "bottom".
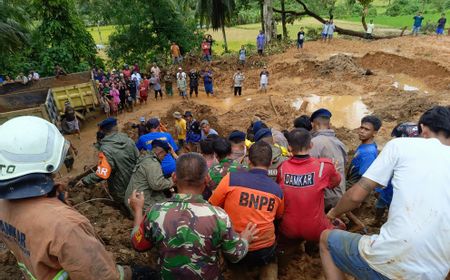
[
  {"left": 203, "top": 54, "right": 211, "bottom": 61},
  {"left": 178, "top": 139, "right": 185, "bottom": 147},
  {"left": 436, "top": 27, "right": 444, "bottom": 34},
  {"left": 260, "top": 83, "right": 268, "bottom": 89},
  {"left": 322, "top": 33, "right": 328, "bottom": 38},
  {"left": 297, "top": 39, "right": 304, "bottom": 48},
  {"left": 327, "top": 34, "right": 333, "bottom": 39},
  {"left": 231, "top": 244, "right": 277, "bottom": 267},
  {"left": 327, "top": 230, "right": 389, "bottom": 280},
  {"left": 412, "top": 26, "right": 421, "bottom": 33}
]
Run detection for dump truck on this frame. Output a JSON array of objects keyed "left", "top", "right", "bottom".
[
  {"left": 0, "top": 88, "right": 59, "bottom": 125},
  {"left": 0, "top": 71, "right": 98, "bottom": 125}
]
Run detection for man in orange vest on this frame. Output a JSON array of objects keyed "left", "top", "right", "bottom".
[{"left": 76, "top": 118, "right": 139, "bottom": 205}]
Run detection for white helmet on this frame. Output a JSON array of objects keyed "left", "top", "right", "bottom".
[{"left": 0, "top": 116, "right": 69, "bottom": 181}]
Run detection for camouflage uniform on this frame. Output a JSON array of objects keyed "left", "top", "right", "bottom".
[
  {"left": 124, "top": 151, "right": 173, "bottom": 214},
  {"left": 209, "top": 158, "right": 248, "bottom": 189},
  {"left": 131, "top": 194, "right": 249, "bottom": 280}
]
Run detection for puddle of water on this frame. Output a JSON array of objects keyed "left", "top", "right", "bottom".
[
  {"left": 403, "top": 85, "right": 419, "bottom": 91},
  {"left": 292, "top": 94, "right": 370, "bottom": 129},
  {"left": 392, "top": 73, "right": 430, "bottom": 93}
]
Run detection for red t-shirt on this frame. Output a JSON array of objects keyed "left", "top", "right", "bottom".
[
  {"left": 276, "top": 156, "right": 340, "bottom": 241},
  {"left": 123, "top": 69, "right": 131, "bottom": 78},
  {"left": 201, "top": 42, "right": 210, "bottom": 55}
]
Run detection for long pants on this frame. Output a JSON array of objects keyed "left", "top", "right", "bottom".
[
  {"left": 154, "top": 90, "right": 162, "bottom": 99},
  {"left": 234, "top": 87, "right": 242, "bottom": 96},
  {"left": 189, "top": 86, "right": 198, "bottom": 97}
]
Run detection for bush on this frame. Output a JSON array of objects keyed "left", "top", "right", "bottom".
[
  {"left": 386, "top": 0, "right": 421, "bottom": 16},
  {"left": 306, "top": 27, "right": 322, "bottom": 41}
]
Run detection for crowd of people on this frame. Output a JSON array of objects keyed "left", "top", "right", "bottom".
[{"left": 1, "top": 102, "right": 449, "bottom": 280}]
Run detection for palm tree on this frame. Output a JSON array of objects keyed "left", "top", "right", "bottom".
[
  {"left": 197, "top": 0, "right": 235, "bottom": 52},
  {"left": 0, "top": 0, "right": 29, "bottom": 55}
]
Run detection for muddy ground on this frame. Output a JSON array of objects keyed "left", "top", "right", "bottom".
[{"left": 1, "top": 35, "right": 450, "bottom": 280}]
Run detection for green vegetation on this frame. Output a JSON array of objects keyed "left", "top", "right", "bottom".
[
  {"left": 1, "top": 0, "right": 96, "bottom": 77},
  {"left": 342, "top": 11, "right": 449, "bottom": 27}
]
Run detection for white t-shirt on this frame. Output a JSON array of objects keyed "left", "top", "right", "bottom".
[
  {"left": 176, "top": 72, "right": 186, "bottom": 80},
  {"left": 260, "top": 74, "right": 268, "bottom": 84},
  {"left": 359, "top": 138, "right": 450, "bottom": 280},
  {"left": 367, "top": 23, "right": 375, "bottom": 34},
  {"left": 327, "top": 24, "right": 336, "bottom": 35}
]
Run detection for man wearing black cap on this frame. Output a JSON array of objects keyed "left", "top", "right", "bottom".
[
  {"left": 309, "top": 109, "right": 348, "bottom": 210},
  {"left": 76, "top": 117, "right": 139, "bottom": 205},
  {"left": 254, "top": 128, "right": 288, "bottom": 181},
  {"left": 228, "top": 130, "right": 248, "bottom": 164},
  {"left": 136, "top": 118, "right": 179, "bottom": 177},
  {"left": 125, "top": 140, "right": 176, "bottom": 215}
]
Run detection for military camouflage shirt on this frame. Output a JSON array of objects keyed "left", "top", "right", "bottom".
[
  {"left": 208, "top": 158, "right": 248, "bottom": 189},
  {"left": 131, "top": 194, "right": 249, "bottom": 280}
]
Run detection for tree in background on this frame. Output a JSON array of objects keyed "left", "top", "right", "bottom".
[
  {"left": 263, "top": 0, "right": 277, "bottom": 42},
  {"left": 106, "top": 0, "right": 199, "bottom": 67},
  {"left": 30, "top": 0, "right": 96, "bottom": 76},
  {"left": 0, "top": 0, "right": 30, "bottom": 74},
  {"left": 197, "top": 0, "right": 235, "bottom": 52},
  {"left": 0, "top": 0, "right": 29, "bottom": 56},
  {"left": 358, "top": 0, "right": 374, "bottom": 31}
]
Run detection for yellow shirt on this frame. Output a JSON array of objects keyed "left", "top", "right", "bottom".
[{"left": 175, "top": 119, "right": 187, "bottom": 140}]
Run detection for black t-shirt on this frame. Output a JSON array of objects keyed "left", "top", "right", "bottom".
[
  {"left": 297, "top": 31, "right": 305, "bottom": 41},
  {"left": 189, "top": 72, "right": 199, "bottom": 87}
]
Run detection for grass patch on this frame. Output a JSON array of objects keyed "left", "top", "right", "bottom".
[
  {"left": 87, "top": 25, "right": 116, "bottom": 45},
  {"left": 341, "top": 11, "right": 449, "bottom": 28}
]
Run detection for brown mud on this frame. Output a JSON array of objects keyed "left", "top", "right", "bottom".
[{"left": 2, "top": 35, "right": 450, "bottom": 280}]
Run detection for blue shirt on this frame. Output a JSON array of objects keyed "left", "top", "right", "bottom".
[
  {"left": 413, "top": 16, "right": 424, "bottom": 27},
  {"left": 346, "top": 142, "right": 378, "bottom": 188},
  {"left": 376, "top": 181, "right": 393, "bottom": 206},
  {"left": 136, "top": 132, "right": 179, "bottom": 176}
]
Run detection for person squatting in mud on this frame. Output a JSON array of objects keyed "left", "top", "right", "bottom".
[{"left": 2, "top": 106, "right": 449, "bottom": 280}]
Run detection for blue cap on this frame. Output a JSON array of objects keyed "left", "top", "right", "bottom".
[
  {"left": 152, "top": 139, "right": 170, "bottom": 152},
  {"left": 252, "top": 121, "right": 267, "bottom": 135},
  {"left": 310, "top": 108, "right": 332, "bottom": 121},
  {"left": 146, "top": 118, "right": 160, "bottom": 129},
  {"left": 254, "top": 128, "right": 272, "bottom": 141},
  {"left": 228, "top": 130, "right": 246, "bottom": 142},
  {"left": 98, "top": 117, "right": 117, "bottom": 130}
]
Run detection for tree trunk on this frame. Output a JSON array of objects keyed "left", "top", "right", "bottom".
[
  {"left": 362, "top": 6, "right": 368, "bottom": 31},
  {"left": 273, "top": 0, "right": 406, "bottom": 40},
  {"left": 263, "top": 0, "right": 276, "bottom": 42},
  {"left": 97, "top": 21, "right": 103, "bottom": 45},
  {"left": 281, "top": 0, "right": 288, "bottom": 39},
  {"left": 221, "top": 25, "right": 228, "bottom": 52},
  {"left": 260, "top": 0, "right": 265, "bottom": 33}
]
